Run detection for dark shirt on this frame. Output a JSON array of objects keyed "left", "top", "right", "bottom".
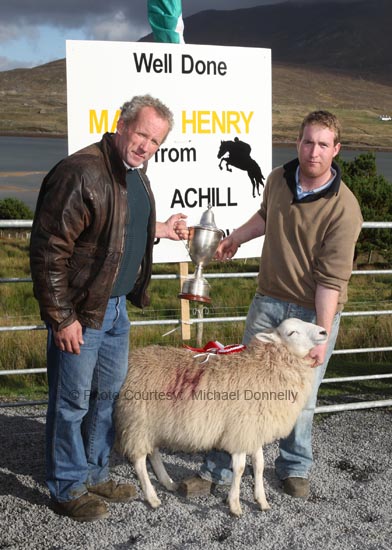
[{"left": 111, "top": 169, "right": 151, "bottom": 297}]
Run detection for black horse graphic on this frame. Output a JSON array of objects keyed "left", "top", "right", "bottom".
[{"left": 217, "top": 138, "right": 265, "bottom": 198}]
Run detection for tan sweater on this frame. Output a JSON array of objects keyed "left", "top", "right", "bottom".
[{"left": 257, "top": 160, "right": 363, "bottom": 311}]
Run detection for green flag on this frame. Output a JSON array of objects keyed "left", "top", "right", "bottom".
[{"left": 147, "top": 0, "right": 185, "bottom": 43}]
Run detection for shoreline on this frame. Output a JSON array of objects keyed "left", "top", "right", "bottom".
[
  {"left": 0, "top": 131, "right": 67, "bottom": 139},
  {"left": 273, "top": 140, "right": 392, "bottom": 153},
  {"left": 1, "top": 132, "right": 392, "bottom": 152}
]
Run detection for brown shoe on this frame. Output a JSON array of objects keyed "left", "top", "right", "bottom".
[
  {"left": 282, "top": 477, "right": 310, "bottom": 498},
  {"left": 87, "top": 479, "right": 137, "bottom": 502},
  {"left": 177, "top": 476, "right": 214, "bottom": 498},
  {"left": 51, "top": 493, "right": 109, "bottom": 522}
]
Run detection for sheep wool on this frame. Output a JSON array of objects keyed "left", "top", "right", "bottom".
[{"left": 115, "top": 318, "right": 327, "bottom": 515}]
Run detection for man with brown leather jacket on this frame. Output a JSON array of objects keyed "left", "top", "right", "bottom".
[{"left": 30, "top": 94, "right": 185, "bottom": 522}]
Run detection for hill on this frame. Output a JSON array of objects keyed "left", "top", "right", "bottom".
[
  {"left": 173, "top": 0, "right": 391, "bottom": 86},
  {"left": 0, "top": 59, "right": 66, "bottom": 136},
  {"left": 0, "top": 0, "right": 391, "bottom": 147}
]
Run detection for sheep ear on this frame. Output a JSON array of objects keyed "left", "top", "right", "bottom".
[{"left": 254, "top": 329, "right": 280, "bottom": 344}]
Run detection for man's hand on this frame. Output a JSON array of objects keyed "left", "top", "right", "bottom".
[
  {"left": 53, "top": 320, "right": 84, "bottom": 355},
  {"left": 156, "top": 214, "right": 188, "bottom": 240},
  {"left": 173, "top": 217, "right": 189, "bottom": 240},
  {"left": 214, "top": 212, "right": 265, "bottom": 261},
  {"left": 307, "top": 342, "right": 328, "bottom": 368},
  {"left": 215, "top": 235, "right": 240, "bottom": 261}
]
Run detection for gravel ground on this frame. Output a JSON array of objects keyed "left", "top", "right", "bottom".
[{"left": 0, "top": 405, "right": 391, "bottom": 550}]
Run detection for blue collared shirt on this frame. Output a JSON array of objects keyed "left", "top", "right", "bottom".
[{"left": 295, "top": 166, "right": 336, "bottom": 200}]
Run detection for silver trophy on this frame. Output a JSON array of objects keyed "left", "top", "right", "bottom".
[{"left": 179, "top": 205, "right": 225, "bottom": 303}]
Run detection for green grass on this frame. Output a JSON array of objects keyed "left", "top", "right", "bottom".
[{"left": 1, "top": 235, "right": 391, "bottom": 403}]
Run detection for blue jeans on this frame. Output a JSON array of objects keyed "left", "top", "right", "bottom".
[
  {"left": 200, "top": 293, "right": 340, "bottom": 484},
  {"left": 45, "top": 296, "right": 130, "bottom": 502}
]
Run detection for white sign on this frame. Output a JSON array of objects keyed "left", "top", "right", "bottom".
[{"left": 66, "top": 40, "right": 271, "bottom": 263}]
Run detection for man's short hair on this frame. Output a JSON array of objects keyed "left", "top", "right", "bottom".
[
  {"left": 299, "top": 110, "right": 341, "bottom": 145},
  {"left": 119, "top": 94, "right": 174, "bottom": 137}
]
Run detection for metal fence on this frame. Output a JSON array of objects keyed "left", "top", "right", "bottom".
[{"left": 1, "top": 220, "right": 391, "bottom": 412}]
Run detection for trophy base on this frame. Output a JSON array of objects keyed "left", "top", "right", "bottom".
[
  {"left": 179, "top": 275, "right": 211, "bottom": 304},
  {"left": 178, "top": 292, "right": 211, "bottom": 303}
]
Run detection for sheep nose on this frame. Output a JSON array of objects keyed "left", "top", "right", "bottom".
[{"left": 320, "top": 330, "right": 327, "bottom": 336}]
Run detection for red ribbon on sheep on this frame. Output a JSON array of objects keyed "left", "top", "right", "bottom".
[{"left": 184, "top": 341, "right": 246, "bottom": 355}]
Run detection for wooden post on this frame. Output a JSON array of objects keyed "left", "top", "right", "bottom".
[{"left": 179, "top": 262, "right": 191, "bottom": 340}]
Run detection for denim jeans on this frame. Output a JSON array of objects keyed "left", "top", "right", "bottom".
[
  {"left": 200, "top": 293, "right": 340, "bottom": 484},
  {"left": 45, "top": 296, "right": 130, "bottom": 502}
]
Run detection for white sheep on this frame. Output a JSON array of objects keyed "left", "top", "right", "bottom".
[{"left": 115, "top": 318, "right": 327, "bottom": 516}]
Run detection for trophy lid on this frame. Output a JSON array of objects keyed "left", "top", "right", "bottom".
[{"left": 196, "top": 204, "right": 220, "bottom": 231}]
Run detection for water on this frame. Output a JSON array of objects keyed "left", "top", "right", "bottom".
[
  {"left": 0, "top": 136, "right": 68, "bottom": 212},
  {"left": 0, "top": 136, "right": 390, "bottom": 212},
  {"left": 0, "top": 136, "right": 68, "bottom": 172}
]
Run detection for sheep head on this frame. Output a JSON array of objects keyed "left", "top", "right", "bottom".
[{"left": 254, "top": 318, "right": 328, "bottom": 358}]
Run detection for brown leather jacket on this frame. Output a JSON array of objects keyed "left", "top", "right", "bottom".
[{"left": 29, "top": 133, "right": 156, "bottom": 331}]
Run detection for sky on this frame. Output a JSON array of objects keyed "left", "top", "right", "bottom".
[
  {"left": 0, "top": 0, "right": 280, "bottom": 71},
  {"left": 0, "top": 0, "right": 356, "bottom": 71}
]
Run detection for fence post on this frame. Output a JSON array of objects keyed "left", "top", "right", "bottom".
[{"left": 179, "top": 262, "right": 191, "bottom": 340}]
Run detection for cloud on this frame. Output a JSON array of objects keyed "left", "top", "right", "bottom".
[
  {"left": 0, "top": 0, "right": 361, "bottom": 70},
  {"left": 86, "top": 11, "right": 150, "bottom": 42},
  {"left": 1, "top": 1, "right": 357, "bottom": 40},
  {"left": 1, "top": 1, "right": 146, "bottom": 33},
  {"left": 0, "top": 25, "right": 20, "bottom": 43},
  {"left": 0, "top": 22, "right": 40, "bottom": 44},
  {"left": 0, "top": 2, "right": 150, "bottom": 69}
]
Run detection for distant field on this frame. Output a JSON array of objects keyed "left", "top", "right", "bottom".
[{"left": 272, "top": 64, "right": 392, "bottom": 149}]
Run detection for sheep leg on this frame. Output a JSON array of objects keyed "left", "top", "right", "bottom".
[
  {"left": 133, "top": 455, "right": 161, "bottom": 508},
  {"left": 227, "top": 452, "right": 246, "bottom": 516},
  {"left": 252, "top": 447, "right": 271, "bottom": 511},
  {"left": 148, "top": 447, "right": 179, "bottom": 492}
]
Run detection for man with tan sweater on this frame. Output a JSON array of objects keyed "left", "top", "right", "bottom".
[{"left": 180, "top": 110, "right": 363, "bottom": 499}]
